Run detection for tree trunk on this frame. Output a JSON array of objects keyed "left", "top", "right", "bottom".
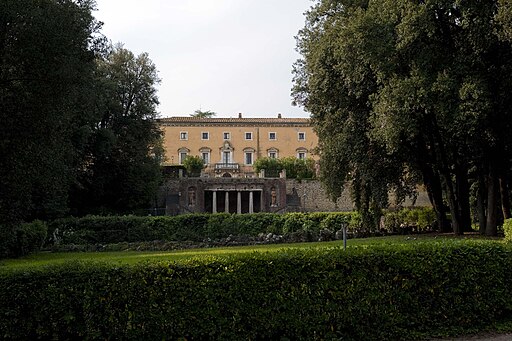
[
  {"left": 476, "top": 174, "right": 486, "bottom": 234},
  {"left": 423, "top": 167, "right": 449, "bottom": 232},
  {"left": 486, "top": 170, "right": 499, "bottom": 236},
  {"left": 443, "top": 172, "right": 462, "bottom": 235},
  {"left": 499, "top": 176, "right": 511, "bottom": 220},
  {"left": 455, "top": 163, "right": 472, "bottom": 232}
]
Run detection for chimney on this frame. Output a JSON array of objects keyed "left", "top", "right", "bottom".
[
  {"left": 277, "top": 113, "right": 282, "bottom": 118},
  {"left": 238, "top": 113, "right": 242, "bottom": 118}
]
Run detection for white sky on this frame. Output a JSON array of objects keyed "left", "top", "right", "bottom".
[{"left": 94, "top": 0, "right": 313, "bottom": 118}]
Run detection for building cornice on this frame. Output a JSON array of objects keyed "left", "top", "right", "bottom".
[{"left": 157, "top": 116, "right": 312, "bottom": 128}]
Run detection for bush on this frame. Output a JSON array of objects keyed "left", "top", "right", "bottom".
[
  {"left": 13, "top": 220, "right": 48, "bottom": 257},
  {"left": 504, "top": 218, "right": 512, "bottom": 242},
  {"left": 182, "top": 155, "right": 205, "bottom": 177},
  {"left": 45, "top": 212, "right": 371, "bottom": 247},
  {"left": 1, "top": 241, "right": 511, "bottom": 340},
  {"left": 382, "top": 208, "right": 436, "bottom": 234}
]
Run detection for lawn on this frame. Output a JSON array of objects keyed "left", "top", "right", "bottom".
[{"left": 0, "top": 233, "right": 498, "bottom": 272}]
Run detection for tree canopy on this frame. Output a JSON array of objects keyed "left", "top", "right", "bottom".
[
  {"left": 294, "top": 0, "right": 512, "bottom": 235},
  {"left": 191, "top": 109, "right": 217, "bottom": 118},
  {"left": 0, "top": 1, "right": 164, "bottom": 255},
  {"left": 0, "top": 0, "right": 101, "bottom": 225},
  {"left": 70, "top": 45, "right": 164, "bottom": 215}
]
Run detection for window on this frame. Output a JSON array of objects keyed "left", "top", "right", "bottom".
[
  {"left": 245, "top": 132, "right": 252, "bottom": 140},
  {"left": 297, "top": 148, "right": 307, "bottom": 160},
  {"left": 180, "top": 131, "right": 188, "bottom": 140},
  {"left": 223, "top": 132, "right": 231, "bottom": 140},
  {"left": 178, "top": 147, "right": 190, "bottom": 164},
  {"left": 269, "top": 132, "right": 277, "bottom": 140},
  {"left": 202, "top": 152, "right": 210, "bottom": 165},
  {"left": 201, "top": 132, "right": 209, "bottom": 140},
  {"left": 179, "top": 152, "right": 188, "bottom": 164},
  {"left": 298, "top": 132, "right": 306, "bottom": 141},
  {"left": 200, "top": 147, "right": 211, "bottom": 165},
  {"left": 222, "top": 151, "right": 231, "bottom": 164},
  {"left": 245, "top": 152, "right": 253, "bottom": 165},
  {"left": 267, "top": 148, "right": 279, "bottom": 159}
]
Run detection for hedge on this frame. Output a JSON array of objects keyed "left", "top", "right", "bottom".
[
  {"left": 47, "top": 209, "right": 435, "bottom": 247},
  {"left": 1, "top": 241, "right": 511, "bottom": 340},
  {"left": 505, "top": 218, "right": 512, "bottom": 242}
]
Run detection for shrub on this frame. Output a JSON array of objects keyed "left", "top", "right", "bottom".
[
  {"left": 182, "top": 155, "right": 205, "bottom": 177},
  {"left": 504, "top": 218, "right": 512, "bottom": 242},
  {"left": 319, "top": 212, "right": 354, "bottom": 231},
  {"left": 1, "top": 241, "right": 511, "bottom": 340},
  {"left": 382, "top": 208, "right": 436, "bottom": 234},
  {"left": 44, "top": 212, "right": 374, "bottom": 247},
  {"left": 13, "top": 220, "right": 48, "bottom": 257}
]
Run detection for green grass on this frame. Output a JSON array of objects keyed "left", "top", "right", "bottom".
[{"left": 0, "top": 233, "right": 502, "bottom": 272}]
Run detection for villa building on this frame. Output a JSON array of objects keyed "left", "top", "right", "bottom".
[
  {"left": 159, "top": 113, "right": 318, "bottom": 178},
  {"left": 156, "top": 114, "right": 428, "bottom": 215}
]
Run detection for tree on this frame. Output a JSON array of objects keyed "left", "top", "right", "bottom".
[
  {"left": 293, "top": 0, "right": 419, "bottom": 230},
  {"left": 182, "top": 155, "right": 205, "bottom": 177},
  {"left": 191, "top": 109, "right": 217, "bottom": 118},
  {"left": 280, "top": 157, "right": 316, "bottom": 180},
  {"left": 0, "top": 0, "right": 101, "bottom": 226},
  {"left": 293, "top": 0, "right": 512, "bottom": 235},
  {"left": 253, "top": 157, "right": 284, "bottom": 177},
  {"left": 70, "top": 45, "right": 163, "bottom": 215}
]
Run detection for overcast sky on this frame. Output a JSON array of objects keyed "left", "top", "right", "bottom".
[{"left": 94, "top": 0, "right": 313, "bottom": 118}]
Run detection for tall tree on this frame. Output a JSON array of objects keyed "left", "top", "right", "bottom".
[
  {"left": 70, "top": 45, "right": 163, "bottom": 215},
  {"left": 0, "top": 0, "right": 101, "bottom": 226},
  {"left": 293, "top": 0, "right": 512, "bottom": 235},
  {"left": 293, "top": 0, "right": 419, "bottom": 229},
  {"left": 191, "top": 109, "right": 217, "bottom": 118}
]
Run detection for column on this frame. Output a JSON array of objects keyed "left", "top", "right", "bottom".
[
  {"left": 225, "top": 191, "right": 230, "bottom": 213},
  {"left": 249, "top": 191, "right": 254, "bottom": 214},
  {"left": 212, "top": 191, "right": 217, "bottom": 213},
  {"left": 237, "top": 191, "right": 242, "bottom": 214}
]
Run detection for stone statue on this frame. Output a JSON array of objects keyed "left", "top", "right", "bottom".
[
  {"left": 188, "top": 189, "right": 196, "bottom": 206},
  {"left": 271, "top": 187, "right": 277, "bottom": 207}
]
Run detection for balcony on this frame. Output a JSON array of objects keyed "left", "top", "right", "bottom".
[{"left": 214, "top": 163, "right": 240, "bottom": 171}]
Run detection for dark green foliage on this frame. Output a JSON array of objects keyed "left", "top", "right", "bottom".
[
  {"left": 1, "top": 242, "right": 511, "bottom": 340},
  {"left": 14, "top": 220, "right": 48, "bottom": 257},
  {"left": 293, "top": 0, "right": 512, "bottom": 235},
  {"left": 46, "top": 210, "right": 433, "bottom": 246},
  {"left": 70, "top": 45, "right": 163, "bottom": 215},
  {"left": 0, "top": 0, "right": 101, "bottom": 226}
]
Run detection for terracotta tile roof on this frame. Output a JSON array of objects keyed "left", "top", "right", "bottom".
[{"left": 158, "top": 116, "right": 311, "bottom": 127}]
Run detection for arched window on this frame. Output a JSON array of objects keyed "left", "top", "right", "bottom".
[
  {"left": 199, "top": 147, "right": 211, "bottom": 165},
  {"left": 267, "top": 148, "right": 279, "bottom": 159},
  {"left": 243, "top": 147, "right": 255, "bottom": 165},
  {"left": 178, "top": 147, "right": 190, "bottom": 164},
  {"left": 296, "top": 148, "right": 307, "bottom": 160}
]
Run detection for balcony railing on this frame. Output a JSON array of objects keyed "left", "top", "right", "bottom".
[{"left": 214, "top": 163, "right": 240, "bottom": 170}]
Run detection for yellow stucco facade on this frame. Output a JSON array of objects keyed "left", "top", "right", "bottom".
[{"left": 158, "top": 115, "right": 318, "bottom": 177}]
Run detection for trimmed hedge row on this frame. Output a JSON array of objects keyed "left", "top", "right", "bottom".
[
  {"left": 504, "top": 218, "right": 512, "bottom": 242},
  {"left": 0, "top": 220, "right": 48, "bottom": 258},
  {"left": 48, "top": 208, "right": 435, "bottom": 246},
  {"left": 1, "top": 241, "right": 511, "bottom": 340}
]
